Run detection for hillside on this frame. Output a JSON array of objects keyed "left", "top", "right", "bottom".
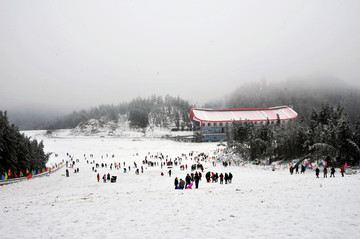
[
  {"left": 66, "top": 95, "right": 194, "bottom": 137},
  {"left": 68, "top": 117, "right": 192, "bottom": 138},
  {"left": 45, "top": 95, "right": 194, "bottom": 132}
]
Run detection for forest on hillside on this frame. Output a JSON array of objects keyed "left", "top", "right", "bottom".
[{"left": 43, "top": 95, "right": 194, "bottom": 130}]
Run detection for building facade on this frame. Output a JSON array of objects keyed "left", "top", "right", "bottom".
[{"left": 190, "top": 106, "right": 298, "bottom": 142}]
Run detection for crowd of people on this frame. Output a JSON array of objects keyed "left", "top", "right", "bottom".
[
  {"left": 62, "top": 148, "right": 351, "bottom": 197},
  {"left": 62, "top": 149, "right": 238, "bottom": 192}
]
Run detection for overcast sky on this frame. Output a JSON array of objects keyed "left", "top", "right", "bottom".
[{"left": 1, "top": 0, "right": 360, "bottom": 112}]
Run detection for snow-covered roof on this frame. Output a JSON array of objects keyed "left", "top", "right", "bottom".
[{"left": 190, "top": 106, "right": 298, "bottom": 123}]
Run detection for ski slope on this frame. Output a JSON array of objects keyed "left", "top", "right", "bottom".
[{"left": 1, "top": 130, "right": 359, "bottom": 239}]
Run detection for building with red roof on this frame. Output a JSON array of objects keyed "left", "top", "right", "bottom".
[{"left": 190, "top": 106, "right": 298, "bottom": 142}]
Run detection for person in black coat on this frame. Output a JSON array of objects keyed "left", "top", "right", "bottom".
[
  {"left": 194, "top": 173, "right": 200, "bottom": 189},
  {"left": 315, "top": 168, "right": 320, "bottom": 178},
  {"left": 323, "top": 167, "right": 328, "bottom": 178},
  {"left": 205, "top": 172, "right": 211, "bottom": 182},
  {"left": 330, "top": 167, "right": 335, "bottom": 177},
  {"left": 174, "top": 177, "right": 179, "bottom": 189},
  {"left": 219, "top": 173, "right": 224, "bottom": 184},
  {"left": 224, "top": 173, "right": 229, "bottom": 184},
  {"left": 228, "top": 172, "right": 233, "bottom": 183},
  {"left": 301, "top": 165, "right": 306, "bottom": 174},
  {"left": 185, "top": 174, "right": 191, "bottom": 188},
  {"left": 179, "top": 179, "right": 185, "bottom": 189}
]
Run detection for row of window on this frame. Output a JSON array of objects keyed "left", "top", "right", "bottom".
[
  {"left": 202, "top": 122, "right": 228, "bottom": 127},
  {"left": 202, "top": 127, "right": 225, "bottom": 134},
  {"left": 201, "top": 121, "right": 280, "bottom": 127},
  {"left": 202, "top": 135, "right": 227, "bottom": 142}
]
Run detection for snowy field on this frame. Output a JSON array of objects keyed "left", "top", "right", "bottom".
[{"left": 1, "top": 130, "right": 360, "bottom": 239}]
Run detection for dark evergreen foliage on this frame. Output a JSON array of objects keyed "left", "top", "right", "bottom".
[
  {"left": 228, "top": 104, "right": 360, "bottom": 166},
  {"left": 0, "top": 111, "right": 50, "bottom": 176},
  {"left": 129, "top": 97, "right": 150, "bottom": 128}
]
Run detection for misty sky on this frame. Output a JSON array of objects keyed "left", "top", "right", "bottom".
[{"left": 1, "top": 0, "right": 360, "bottom": 112}]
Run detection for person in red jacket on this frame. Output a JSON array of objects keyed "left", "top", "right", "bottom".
[
  {"left": 340, "top": 166, "right": 345, "bottom": 177},
  {"left": 97, "top": 173, "right": 100, "bottom": 182}
]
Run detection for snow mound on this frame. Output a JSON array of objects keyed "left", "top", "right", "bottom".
[{"left": 70, "top": 116, "right": 139, "bottom": 137}]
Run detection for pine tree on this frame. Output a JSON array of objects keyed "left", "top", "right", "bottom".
[
  {"left": 0, "top": 111, "right": 49, "bottom": 177},
  {"left": 336, "top": 112, "right": 353, "bottom": 165},
  {"left": 354, "top": 116, "right": 360, "bottom": 149}
]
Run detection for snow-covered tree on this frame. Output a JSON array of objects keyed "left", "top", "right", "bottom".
[
  {"left": 336, "top": 113, "right": 353, "bottom": 164},
  {"left": 227, "top": 103, "right": 360, "bottom": 166},
  {"left": 0, "top": 111, "right": 49, "bottom": 177}
]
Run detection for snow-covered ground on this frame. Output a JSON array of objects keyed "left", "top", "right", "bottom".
[{"left": 1, "top": 131, "right": 360, "bottom": 239}]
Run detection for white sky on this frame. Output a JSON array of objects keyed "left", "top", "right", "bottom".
[{"left": 1, "top": 0, "right": 360, "bottom": 112}]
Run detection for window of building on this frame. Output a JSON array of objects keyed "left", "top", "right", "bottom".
[
  {"left": 208, "top": 123, "right": 211, "bottom": 127},
  {"left": 202, "top": 123, "right": 205, "bottom": 127},
  {"left": 219, "top": 122, "right": 223, "bottom": 126},
  {"left": 214, "top": 123, "right": 217, "bottom": 126}
]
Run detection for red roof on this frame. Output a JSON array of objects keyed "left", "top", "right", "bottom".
[{"left": 190, "top": 106, "right": 298, "bottom": 123}]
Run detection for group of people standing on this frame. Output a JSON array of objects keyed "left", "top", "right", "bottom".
[
  {"left": 289, "top": 163, "right": 346, "bottom": 178},
  {"left": 289, "top": 165, "right": 307, "bottom": 174},
  {"left": 315, "top": 166, "right": 345, "bottom": 178},
  {"left": 205, "top": 171, "right": 233, "bottom": 184},
  {"left": 173, "top": 170, "right": 234, "bottom": 190}
]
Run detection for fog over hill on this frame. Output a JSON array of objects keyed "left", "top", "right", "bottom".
[
  {"left": 204, "top": 79, "right": 360, "bottom": 124},
  {"left": 4, "top": 78, "right": 360, "bottom": 131},
  {"left": 2, "top": 1, "right": 360, "bottom": 120}
]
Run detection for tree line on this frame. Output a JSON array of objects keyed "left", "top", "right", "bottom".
[
  {"left": 227, "top": 103, "right": 360, "bottom": 166},
  {"left": 6, "top": 79, "right": 360, "bottom": 131},
  {"left": 45, "top": 95, "right": 194, "bottom": 130},
  {"left": 0, "top": 111, "right": 50, "bottom": 177}
]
